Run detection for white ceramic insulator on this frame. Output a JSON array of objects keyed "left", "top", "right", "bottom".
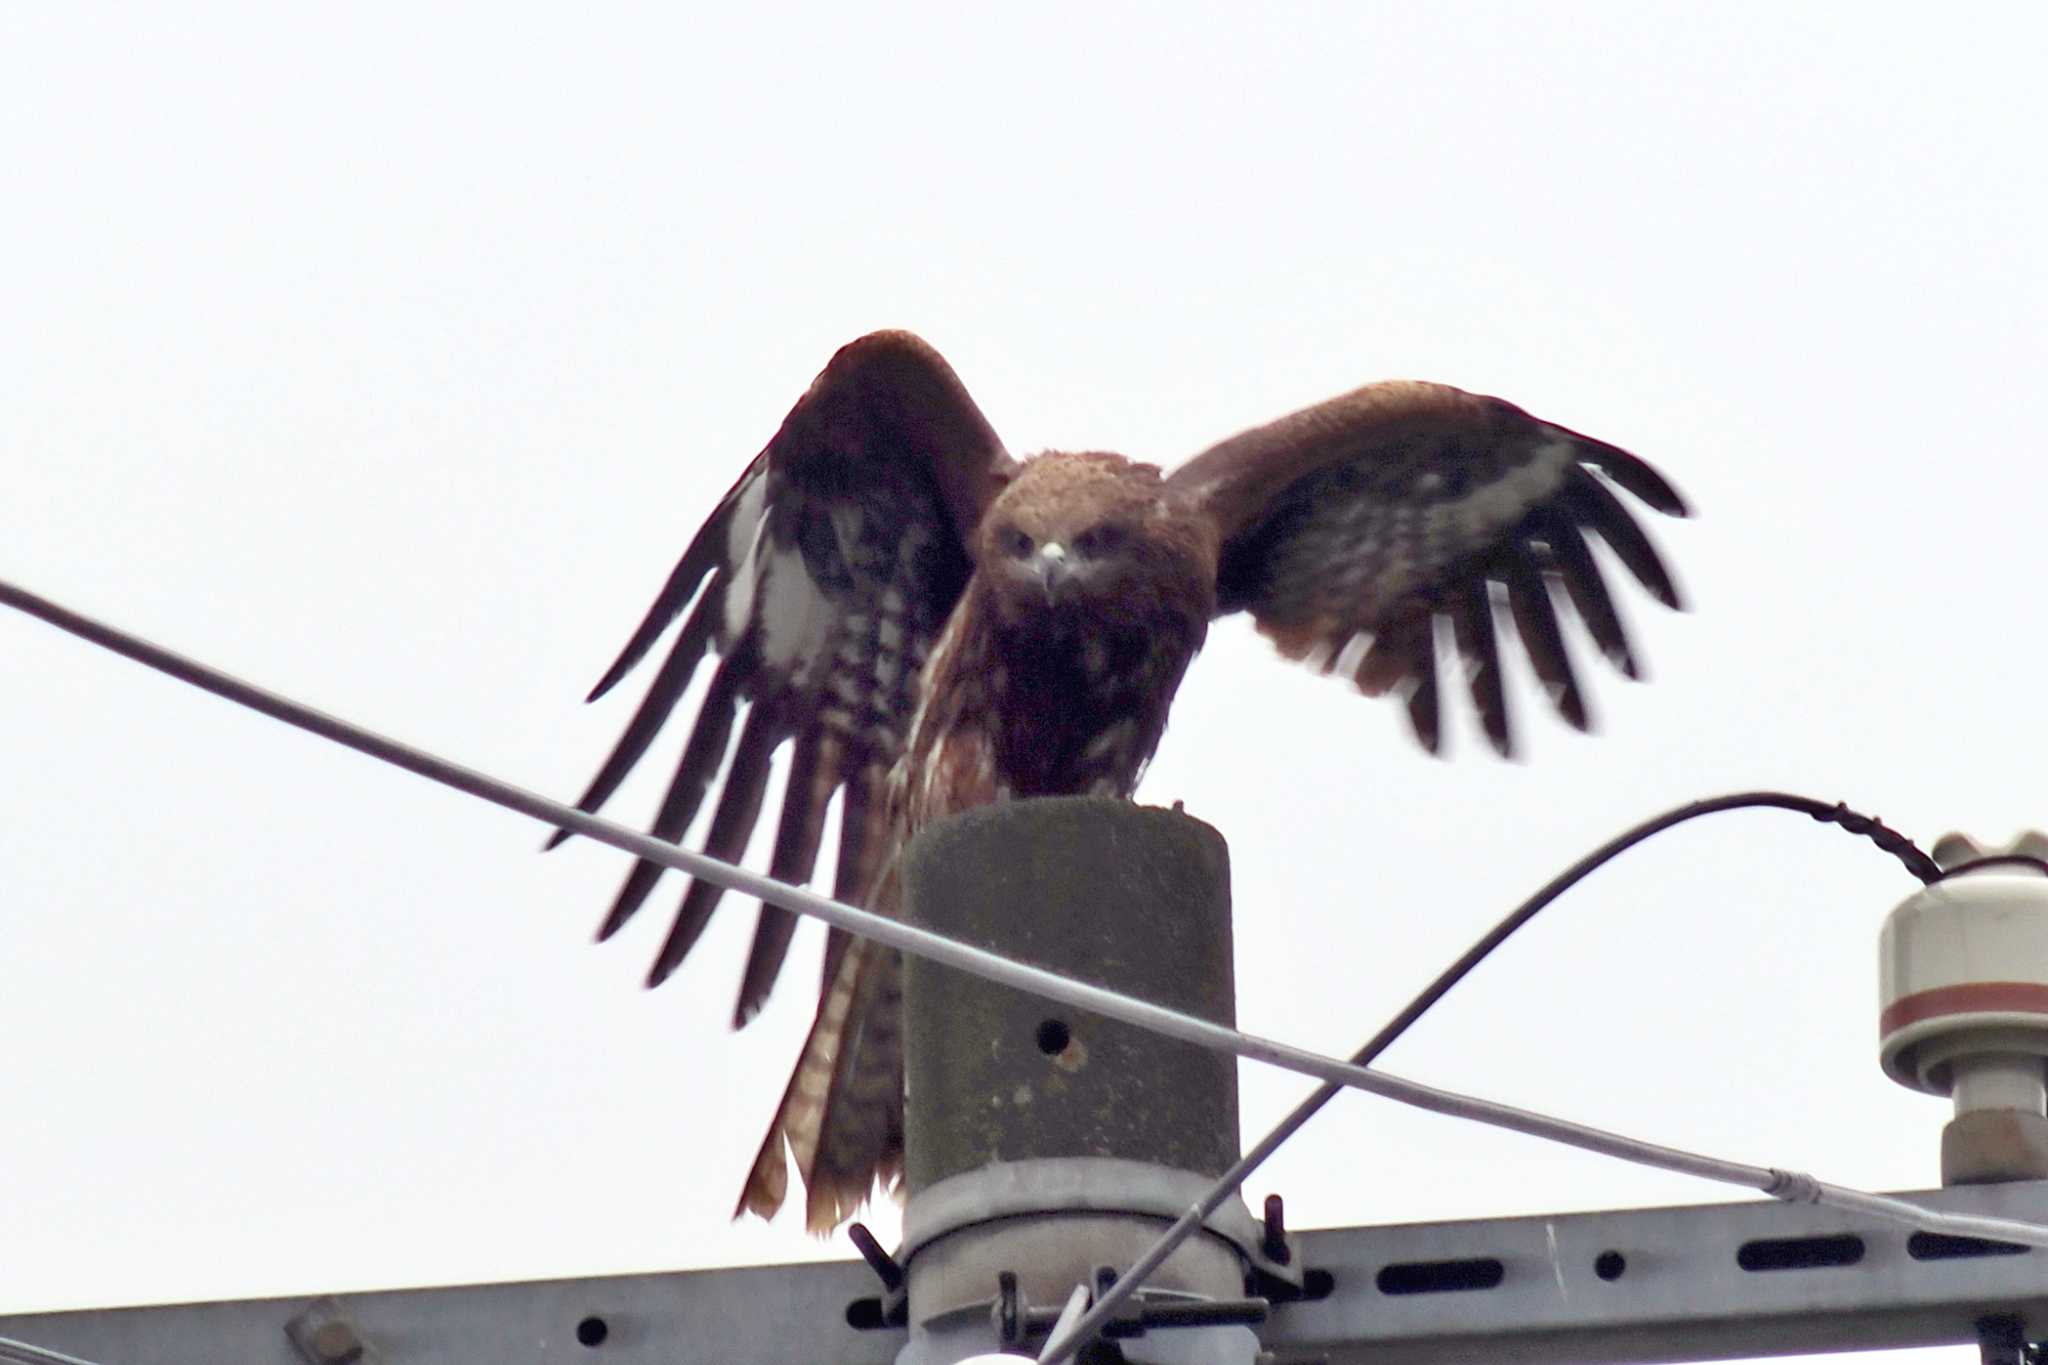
[
  {"left": 1880, "top": 863, "right": 2048, "bottom": 1111},
  {"left": 1950, "top": 1052, "right": 2048, "bottom": 1115}
]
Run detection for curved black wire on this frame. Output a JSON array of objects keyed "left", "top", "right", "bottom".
[
  {"left": 1344, "top": 792, "right": 1933, "bottom": 1070},
  {"left": 1932, "top": 855, "right": 2048, "bottom": 883},
  {"left": 1348, "top": 791, "right": 1934, "bottom": 1066},
  {"left": 1227, "top": 792, "right": 1939, "bottom": 1286}
]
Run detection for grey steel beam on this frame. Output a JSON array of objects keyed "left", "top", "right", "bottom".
[
  {"left": 6, "top": 1181, "right": 2048, "bottom": 1364},
  {"left": 1266, "top": 1179, "right": 2048, "bottom": 1364},
  {"left": 0, "top": 1261, "right": 902, "bottom": 1365}
]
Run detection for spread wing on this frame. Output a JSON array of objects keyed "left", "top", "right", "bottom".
[
  {"left": 554, "top": 331, "right": 1015, "bottom": 1022},
  {"left": 1169, "top": 381, "right": 1688, "bottom": 756}
]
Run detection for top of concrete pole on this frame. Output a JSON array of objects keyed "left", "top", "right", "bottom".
[{"left": 899, "top": 796, "right": 1239, "bottom": 1191}]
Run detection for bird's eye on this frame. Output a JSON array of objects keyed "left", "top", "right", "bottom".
[
  {"left": 1003, "top": 527, "right": 1035, "bottom": 559},
  {"left": 1073, "top": 524, "right": 1125, "bottom": 557}
]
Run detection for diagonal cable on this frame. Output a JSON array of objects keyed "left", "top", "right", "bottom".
[{"left": 0, "top": 1333, "right": 110, "bottom": 1365}]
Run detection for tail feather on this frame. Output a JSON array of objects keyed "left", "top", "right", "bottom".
[{"left": 736, "top": 928, "right": 906, "bottom": 1232}]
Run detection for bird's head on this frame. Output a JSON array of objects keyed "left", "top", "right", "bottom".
[{"left": 976, "top": 452, "right": 1217, "bottom": 630}]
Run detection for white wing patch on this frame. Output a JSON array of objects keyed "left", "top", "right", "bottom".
[
  {"left": 1422, "top": 435, "right": 1575, "bottom": 544},
  {"left": 714, "top": 468, "right": 840, "bottom": 676},
  {"left": 756, "top": 542, "right": 837, "bottom": 673},
  {"left": 717, "top": 470, "right": 772, "bottom": 648}
]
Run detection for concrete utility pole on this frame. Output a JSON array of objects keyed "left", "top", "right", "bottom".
[{"left": 891, "top": 797, "right": 1294, "bottom": 1364}]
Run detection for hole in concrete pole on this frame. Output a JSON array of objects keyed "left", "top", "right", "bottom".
[
  {"left": 1594, "top": 1250, "right": 1626, "bottom": 1280},
  {"left": 1036, "top": 1018, "right": 1072, "bottom": 1054},
  {"left": 576, "top": 1315, "right": 609, "bottom": 1347}
]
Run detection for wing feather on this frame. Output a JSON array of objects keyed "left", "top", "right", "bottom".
[
  {"left": 559, "top": 331, "right": 1013, "bottom": 1010},
  {"left": 1352, "top": 621, "right": 1420, "bottom": 697},
  {"left": 594, "top": 651, "right": 749, "bottom": 940},
  {"left": 732, "top": 731, "right": 835, "bottom": 1026},
  {"left": 1540, "top": 509, "right": 1640, "bottom": 679},
  {"left": 1403, "top": 640, "right": 1442, "bottom": 754},
  {"left": 1502, "top": 556, "right": 1589, "bottom": 733},
  {"left": 1450, "top": 578, "right": 1511, "bottom": 756},
  {"left": 1562, "top": 471, "right": 1683, "bottom": 609},
  {"left": 1560, "top": 422, "right": 1689, "bottom": 517},
  {"left": 1173, "top": 380, "right": 1686, "bottom": 754},
  {"left": 582, "top": 471, "right": 753, "bottom": 703},
  {"left": 644, "top": 703, "right": 785, "bottom": 987},
  {"left": 543, "top": 584, "right": 722, "bottom": 852}
]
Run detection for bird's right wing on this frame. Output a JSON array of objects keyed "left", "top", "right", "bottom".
[{"left": 554, "top": 331, "right": 1016, "bottom": 1024}]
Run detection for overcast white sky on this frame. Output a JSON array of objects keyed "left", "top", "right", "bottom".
[{"left": 5, "top": 6, "right": 2046, "bottom": 1362}]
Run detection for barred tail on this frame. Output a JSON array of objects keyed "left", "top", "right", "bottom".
[{"left": 736, "top": 934, "right": 905, "bottom": 1232}]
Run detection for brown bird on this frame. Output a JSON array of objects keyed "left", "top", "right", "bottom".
[{"left": 555, "top": 330, "right": 1689, "bottom": 1230}]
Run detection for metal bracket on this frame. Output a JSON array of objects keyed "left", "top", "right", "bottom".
[
  {"left": 993, "top": 1269, "right": 1269, "bottom": 1348},
  {"left": 902, "top": 1157, "right": 1299, "bottom": 1291}
]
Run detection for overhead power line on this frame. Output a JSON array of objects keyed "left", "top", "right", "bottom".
[
  {"left": 8, "top": 575, "right": 2048, "bottom": 1348},
  {"left": 0, "top": 1331, "right": 108, "bottom": 1365}
]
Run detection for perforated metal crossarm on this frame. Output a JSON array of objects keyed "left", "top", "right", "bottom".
[{"left": 6, "top": 1182, "right": 2048, "bottom": 1363}]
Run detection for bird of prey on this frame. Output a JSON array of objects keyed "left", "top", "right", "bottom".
[{"left": 556, "top": 330, "right": 1689, "bottom": 1230}]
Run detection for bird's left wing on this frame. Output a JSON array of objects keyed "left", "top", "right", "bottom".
[
  {"left": 555, "top": 332, "right": 1015, "bottom": 1021},
  {"left": 1168, "top": 381, "right": 1688, "bottom": 755}
]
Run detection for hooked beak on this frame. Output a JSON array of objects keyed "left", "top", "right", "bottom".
[{"left": 1031, "top": 542, "right": 1071, "bottom": 603}]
